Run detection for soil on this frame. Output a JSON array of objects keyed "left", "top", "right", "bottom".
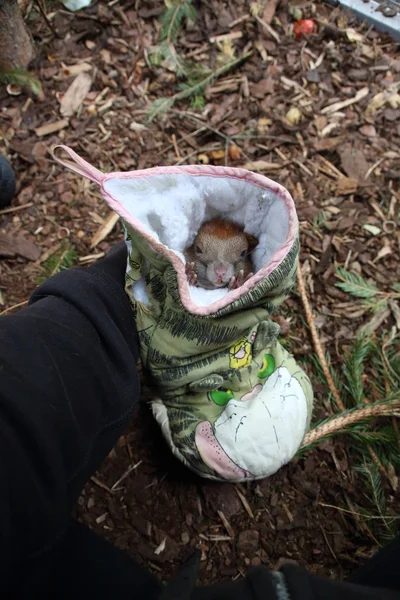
[{"left": 1, "top": 0, "right": 399, "bottom": 588}]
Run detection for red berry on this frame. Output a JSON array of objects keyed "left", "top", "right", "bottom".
[{"left": 293, "top": 19, "right": 317, "bottom": 39}]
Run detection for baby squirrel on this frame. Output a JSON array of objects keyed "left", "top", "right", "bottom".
[{"left": 184, "top": 218, "right": 258, "bottom": 290}]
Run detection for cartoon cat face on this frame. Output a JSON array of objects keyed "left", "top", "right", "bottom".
[{"left": 196, "top": 367, "right": 308, "bottom": 480}]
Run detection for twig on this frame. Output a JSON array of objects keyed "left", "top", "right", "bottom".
[
  {"left": 297, "top": 261, "right": 346, "bottom": 411},
  {"left": 90, "top": 475, "right": 112, "bottom": 493},
  {"left": 255, "top": 15, "right": 280, "bottom": 43},
  {"left": 318, "top": 521, "right": 339, "bottom": 564},
  {"left": 368, "top": 446, "right": 394, "bottom": 492},
  {"left": 0, "top": 300, "right": 28, "bottom": 317},
  {"left": 301, "top": 402, "right": 400, "bottom": 447},
  {"left": 172, "top": 110, "right": 262, "bottom": 174},
  {"left": 217, "top": 510, "right": 234, "bottom": 538},
  {"left": 235, "top": 486, "right": 254, "bottom": 519},
  {"left": 318, "top": 502, "right": 400, "bottom": 521},
  {"left": 111, "top": 460, "right": 142, "bottom": 491},
  {"left": 34, "top": 0, "right": 59, "bottom": 37},
  {"left": 0, "top": 202, "right": 33, "bottom": 215},
  {"left": 321, "top": 87, "right": 369, "bottom": 115}
]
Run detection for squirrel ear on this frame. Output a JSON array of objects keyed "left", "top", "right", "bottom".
[{"left": 245, "top": 233, "right": 259, "bottom": 252}]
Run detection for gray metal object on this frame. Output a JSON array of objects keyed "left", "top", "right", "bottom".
[{"left": 326, "top": 0, "right": 400, "bottom": 41}]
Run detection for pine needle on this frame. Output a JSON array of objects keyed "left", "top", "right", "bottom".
[
  {"left": 335, "top": 267, "right": 380, "bottom": 299},
  {"left": 146, "top": 52, "right": 252, "bottom": 121},
  {"left": 0, "top": 69, "right": 42, "bottom": 95},
  {"left": 37, "top": 242, "right": 78, "bottom": 284},
  {"left": 342, "top": 335, "right": 374, "bottom": 405},
  {"left": 335, "top": 267, "right": 400, "bottom": 314}
]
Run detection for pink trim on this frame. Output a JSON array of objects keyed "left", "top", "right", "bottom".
[
  {"left": 54, "top": 145, "right": 298, "bottom": 316},
  {"left": 52, "top": 145, "right": 105, "bottom": 184},
  {"left": 100, "top": 166, "right": 298, "bottom": 316}
]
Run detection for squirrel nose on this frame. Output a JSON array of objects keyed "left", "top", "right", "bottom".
[{"left": 215, "top": 264, "right": 227, "bottom": 277}]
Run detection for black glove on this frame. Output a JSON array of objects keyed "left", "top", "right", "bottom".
[
  {"left": 0, "top": 153, "right": 16, "bottom": 208},
  {"left": 160, "top": 550, "right": 400, "bottom": 600},
  {"left": 159, "top": 551, "right": 282, "bottom": 600}
]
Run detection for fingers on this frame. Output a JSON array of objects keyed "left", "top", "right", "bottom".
[
  {"left": 228, "top": 276, "right": 236, "bottom": 290},
  {"left": 185, "top": 262, "right": 198, "bottom": 286}
]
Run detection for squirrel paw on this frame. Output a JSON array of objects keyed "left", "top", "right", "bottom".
[
  {"left": 185, "top": 262, "right": 198, "bottom": 286},
  {"left": 228, "top": 271, "right": 253, "bottom": 290}
]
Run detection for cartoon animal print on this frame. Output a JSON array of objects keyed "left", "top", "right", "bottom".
[
  {"left": 229, "top": 338, "right": 252, "bottom": 369},
  {"left": 195, "top": 367, "right": 308, "bottom": 481},
  {"left": 257, "top": 354, "right": 276, "bottom": 379}
]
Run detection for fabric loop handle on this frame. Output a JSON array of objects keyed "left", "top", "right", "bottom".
[{"left": 52, "top": 145, "right": 105, "bottom": 184}]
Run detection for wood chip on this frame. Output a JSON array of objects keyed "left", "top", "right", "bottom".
[
  {"left": 235, "top": 486, "right": 255, "bottom": 519},
  {"left": 314, "top": 135, "right": 347, "bottom": 152},
  {"left": 61, "top": 62, "right": 92, "bottom": 77},
  {"left": 154, "top": 538, "right": 166, "bottom": 555},
  {"left": 336, "top": 176, "right": 359, "bottom": 196},
  {"left": 255, "top": 15, "right": 280, "bottom": 43},
  {"left": 217, "top": 510, "right": 235, "bottom": 538},
  {"left": 0, "top": 231, "right": 40, "bottom": 261},
  {"left": 321, "top": 87, "right": 369, "bottom": 115},
  {"left": 35, "top": 119, "right": 69, "bottom": 137},
  {"left": 96, "top": 512, "right": 107, "bottom": 524},
  {"left": 60, "top": 72, "right": 92, "bottom": 117},
  {"left": 90, "top": 212, "right": 119, "bottom": 248},
  {"left": 242, "top": 160, "right": 281, "bottom": 171}
]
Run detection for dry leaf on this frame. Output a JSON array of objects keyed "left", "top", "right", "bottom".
[
  {"left": 359, "top": 124, "right": 376, "bottom": 137},
  {"left": 250, "top": 78, "right": 275, "bottom": 98},
  {"left": 35, "top": 119, "right": 69, "bottom": 137},
  {"left": 338, "top": 144, "right": 369, "bottom": 180},
  {"left": 336, "top": 176, "right": 359, "bottom": 196},
  {"left": 60, "top": 72, "right": 92, "bottom": 117},
  {"left": 262, "top": 0, "right": 280, "bottom": 24},
  {"left": 314, "top": 115, "right": 328, "bottom": 132},
  {"left": 0, "top": 231, "right": 40, "bottom": 260},
  {"left": 358, "top": 307, "right": 390, "bottom": 336},
  {"left": 374, "top": 245, "right": 392, "bottom": 261}
]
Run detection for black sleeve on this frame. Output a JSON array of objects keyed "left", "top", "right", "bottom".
[
  {"left": 0, "top": 244, "right": 140, "bottom": 577},
  {"left": 279, "top": 563, "right": 400, "bottom": 600}
]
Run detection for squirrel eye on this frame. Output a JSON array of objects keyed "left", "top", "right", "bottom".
[
  {"left": 240, "top": 250, "right": 246, "bottom": 258},
  {"left": 196, "top": 246, "right": 203, "bottom": 254}
]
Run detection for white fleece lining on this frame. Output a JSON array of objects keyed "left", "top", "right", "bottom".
[{"left": 105, "top": 174, "right": 290, "bottom": 307}]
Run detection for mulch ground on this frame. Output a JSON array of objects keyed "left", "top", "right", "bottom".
[{"left": 1, "top": 0, "right": 399, "bottom": 587}]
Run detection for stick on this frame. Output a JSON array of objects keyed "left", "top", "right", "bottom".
[
  {"left": 296, "top": 261, "right": 346, "bottom": 411},
  {"left": 301, "top": 402, "right": 400, "bottom": 447},
  {"left": 0, "top": 202, "right": 33, "bottom": 215},
  {"left": 0, "top": 300, "right": 28, "bottom": 317}
]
